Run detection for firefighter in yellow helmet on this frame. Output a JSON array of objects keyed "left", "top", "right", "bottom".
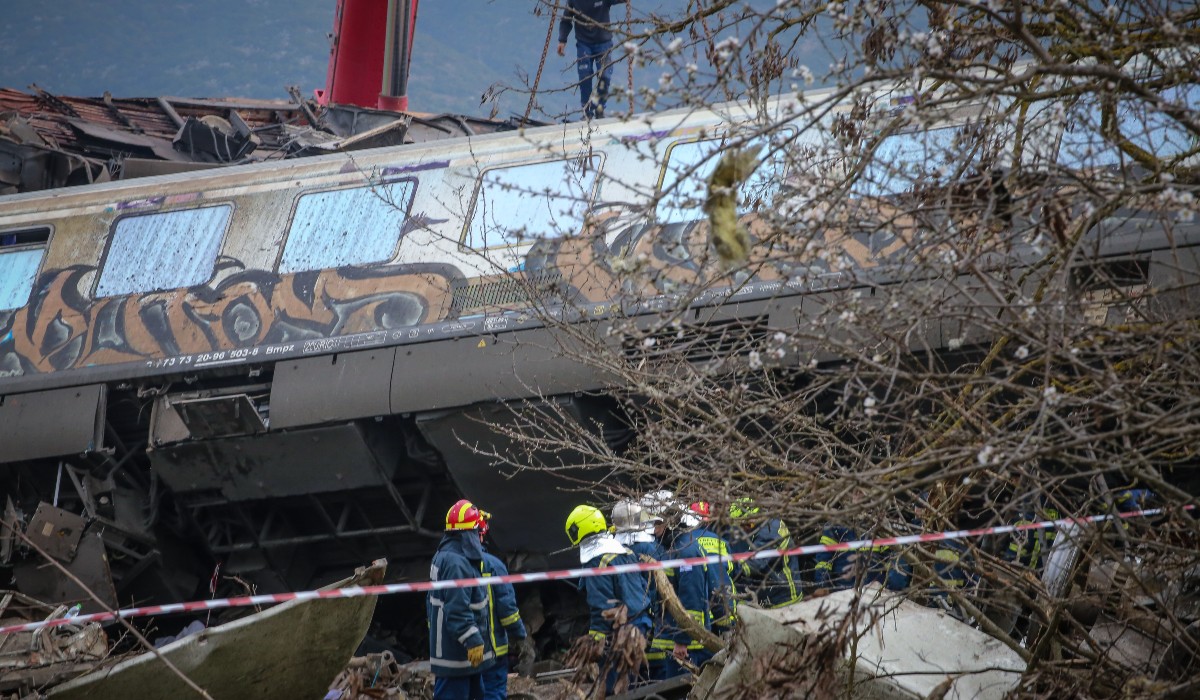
[{"left": 565, "top": 505, "right": 653, "bottom": 691}]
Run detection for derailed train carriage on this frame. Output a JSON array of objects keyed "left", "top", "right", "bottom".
[{"left": 0, "top": 76, "right": 1197, "bottom": 610}]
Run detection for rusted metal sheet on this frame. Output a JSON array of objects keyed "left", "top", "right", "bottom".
[
  {"left": 269, "top": 348, "right": 396, "bottom": 430},
  {"left": 0, "top": 385, "right": 105, "bottom": 464},
  {"left": 0, "top": 86, "right": 522, "bottom": 193},
  {"left": 47, "top": 560, "right": 386, "bottom": 700}
]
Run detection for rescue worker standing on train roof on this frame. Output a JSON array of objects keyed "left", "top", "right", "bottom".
[
  {"left": 685, "top": 501, "right": 737, "bottom": 635},
  {"left": 646, "top": 494, "right": 717, "bottom": 676},
  {"left": 565, "top": 504, "right": 653, "bottom": 692},
  {"left": 724, "top": 498, "right": 804, "bottom": 608},
  {"left": 557, "top": 0, "right": 627, "bottom": 120},
  {"left": 478, "top": 511, "right": 534, "bottom": 700},
  {"left": 429, "top": 500, "right": 494, "bottom": 700}
]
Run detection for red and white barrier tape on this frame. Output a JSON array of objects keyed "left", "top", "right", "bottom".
[{"left": 0, "top": 505, "right": 1191, "bottom": 636}]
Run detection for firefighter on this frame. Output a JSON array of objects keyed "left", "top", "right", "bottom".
[
  {"left": 812, "top": 524, "right": 910, "bottom": 593},
  {"left": 646, "top": 494, "right": 717, "bottom": 676},
  {"left": 724, "top": 498, "right": 804, "bottom": 608},
  {"left": 428, "top": 500, "right": 494, "bottom": 700},
  {"left": 565, "top": 504, "right": 653, "bottom": 691},
  {"left": 479, "top": 513, "right": 533, "bottom": 700},
  {"left": 685, "top": 501, "right": 737, "bottom": 634},
  {"left": 612, "top": 499, "right": 665, "bottom": 559},
  {"left": 611, "top": 498, "right": 671, "bottom": 678}
]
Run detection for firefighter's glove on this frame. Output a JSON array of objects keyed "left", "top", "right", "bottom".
[
  {"left": 467, "top": 644, "right": 485, "bottom": 667},
  {"left": 515, "top": 636, "right": 537, "bottom": 677}
]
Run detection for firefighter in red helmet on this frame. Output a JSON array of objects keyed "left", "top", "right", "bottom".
[{"left": 428, "top": 499, "right": 493, "bottom": 700}]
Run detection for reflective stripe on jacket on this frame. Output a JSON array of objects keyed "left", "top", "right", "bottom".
[
  {"left": 581, "top": 548, "right": 653, "bottom": 639},
  {"left": 481, "top": 551, "right": 527, "bottom": 657},
  {"left": 427, "top": 532, "right": 495, "bottom": 677},
  {"left": 726, "top": 518, "right": 803, "bottom": 607},
  {"left": 663, "top": 529, "right": 714, "bottom": 648},
  {"left": 692, "top": 526, "right": 736, "bottom": 627}
]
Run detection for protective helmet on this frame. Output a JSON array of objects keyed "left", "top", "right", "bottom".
[
  {"left": 565, "top": 505, "right": 608, "bottom": 546},
  {"left": 729, "top": 497, "right": 761, "bottom": 520},
  {"left": 479, "top": 509, "right": 492, "bottom": 539},
  {"left": 640, "top": 490, "right": 676, "bottom": 521},
  {"left": 612, "top": 499, "right": 650, "bottom": 531},
  {"left": 689, "top": 501, "right": 712, "bottom": 519},
  {"left": 446, "top": 499, "right": 488, "bottom": 532}
]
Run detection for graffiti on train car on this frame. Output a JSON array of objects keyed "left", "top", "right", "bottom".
[
  {"left": 0, "top": 261, "right": 462, "bottom": 375},
  {"left": 0, "top": 198, "right": 926, "bottom": 381}
]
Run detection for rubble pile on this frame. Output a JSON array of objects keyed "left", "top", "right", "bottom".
[
  {"left": 326, "top": 653, "right": 433, "bottom": 700},
  {"left": 0, "top": 592, "right": 110, "bottom": 699}
]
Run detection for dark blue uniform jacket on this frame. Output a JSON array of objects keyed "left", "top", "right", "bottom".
[
  {"left": 427, "top": 532, "right": 495, "bottom": 677},
  {"left": 662, "top": 529, "right": 714, "bottom": 647},
  {"left": 581, "top": 546, "right": 653, "bottom": 640},
  {"left": 481, "top": 551, "right": 527, "bottom": 658},
  {"left": 559, "top": 0, "right": 627, "bottom": 44}
]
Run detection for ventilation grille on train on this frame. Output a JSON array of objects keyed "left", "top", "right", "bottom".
[
  {"left": 623, "top": 317, "right": 773, "bottom": 365},
  {"left": 451, "top": 272, "right": 565, "bottom": 314}
]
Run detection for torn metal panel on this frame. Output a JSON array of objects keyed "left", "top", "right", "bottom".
[
  {"left": 46, "top": 560, "right": 386, "bottom": 700},
  {"left": 692, "top": 586, "right": 1026, "bottom": 700},
  {"left": 0, "top": 86, "right": 523, "bottom": 193},
  {"left": 66, "top": 118, "right": 187, "bottom": 161},
  {"left": 13, "top": 530, "right": 119, "bottom": 615},
  {"left": 169, "top": 393, "right": 267, "bottom": 439},
  {"left": 23, "top": 503, "right": 86, "bottom": 562},
  {"left": 0, "top": 385, "right": 107, "bottom": 464},
  {"left": 172, "top": 116, "right": 257, "bottom": 162}
]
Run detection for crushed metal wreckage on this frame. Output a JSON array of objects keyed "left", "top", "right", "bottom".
[
  {"left": 0, "top": 85, "right": 538, "bottom": 195},
  {"left": 691, "top": 587, "right": 1027, "bottom": 700},
  {"left": 0, "top": 559, "right": 384, "bottom": 700},
  {"left": 0, "top": 591, "right": 109, "bottom": 697}
]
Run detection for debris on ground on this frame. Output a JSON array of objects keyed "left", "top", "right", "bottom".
[
  {"left": 40, "top": 559, "right": 387, "bottom": 700},
  {"left": 690, "top": 585, "right": 1026, "bottom": 699},
  {"left": 326, "top": 653, "right": 432, "bottom": 699},
  {"left": 0, "top": 591, "right": 109, "bottom": 697}
]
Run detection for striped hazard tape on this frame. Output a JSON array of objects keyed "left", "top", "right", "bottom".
[{"left": 0, "top": 504, "right": 1191, "bottom": 637}]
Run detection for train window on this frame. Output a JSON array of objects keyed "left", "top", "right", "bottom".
[
  {"left": 464, "top": 156, "right": 602, "bottom": 250},
  {"left": 0, "top": 227, "right": 50, "bottom": 311},
  {"left": 1058, "top": 83, "right": 1199, "bottom": 170},
  {"left": 853, "top": 126, "right": 967, "bottom": 197},
  {"left": 657, "top": 135, "right": 787, "bottom": 224},
  {"left": 279, "top": 180, "right": 416, "bottom": 274},
  {"left": 96, "top": 205, "right": 230, "bottom": 297}
]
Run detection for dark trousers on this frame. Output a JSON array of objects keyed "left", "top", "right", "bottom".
[
  {"left": 433, "top": 673, "right": 485, "bottom": 700},
  {"left": 481, "top": 657, "right": 508, "bottom": 700},
  {"left": 575, "top": 40, "right": 614, "bottom": 117}
]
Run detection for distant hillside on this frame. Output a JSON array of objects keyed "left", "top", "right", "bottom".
[{"left": 0, "top": 0, "right": 829, "bottom": 118}]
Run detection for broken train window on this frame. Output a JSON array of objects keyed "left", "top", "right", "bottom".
[
  {"left": 95, "top": 205, "right": 231, "bottom": 297},
  {"left": 656, "top": 133, "right": 790, "bottom": 225},
  {"left": 463, "top": 155, "right": 602, "bottom": 251},
  {"left": 0, "top": 227, "right": 50, "bottom": 311},
  {"left": 279, "top": 179, "right": 416, "bottom": 274}
]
